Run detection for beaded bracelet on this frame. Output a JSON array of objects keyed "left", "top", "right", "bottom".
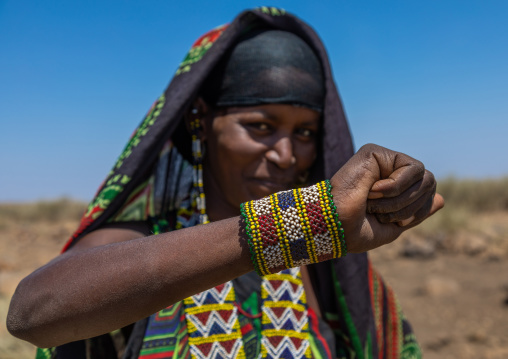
[{"left": 240, "top": 180, "right": 347, "bottom": 276}]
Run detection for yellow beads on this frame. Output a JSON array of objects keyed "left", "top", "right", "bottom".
[{"left": 241, "top": 180, "right": 346, "bottom": 276}]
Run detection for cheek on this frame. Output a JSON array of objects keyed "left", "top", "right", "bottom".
[
  {"left": 214, "top": 126, "right": 265, "bottom": 160},
  {"left": 295, "top": 143, "right": 318, "bottom": 171}
]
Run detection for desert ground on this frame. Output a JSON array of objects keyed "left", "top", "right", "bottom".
[{"left": 1, "top": 183, "right": 507, "bottom": 358}]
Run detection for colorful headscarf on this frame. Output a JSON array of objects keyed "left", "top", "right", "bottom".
[{"left": 37, "top": 7, "right": 422, "bottom": 359}]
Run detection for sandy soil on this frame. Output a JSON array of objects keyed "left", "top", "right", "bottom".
[{"left": 1, "top": 212, "right": 507, "bottom": 359}]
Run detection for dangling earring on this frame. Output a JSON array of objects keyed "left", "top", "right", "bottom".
[
  {"left": 297, "top": 170, "right": 310, "bottom": 186},
  {"left": 190, "top": 111, "right": 209, "bottom": 225}
]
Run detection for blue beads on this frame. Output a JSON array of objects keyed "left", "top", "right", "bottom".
[
  {"left": 277, "top": 191, "right": 296, "bottom": 210},
  {"left": 289, "top": 238, "right": 308, "bottom": 261}
]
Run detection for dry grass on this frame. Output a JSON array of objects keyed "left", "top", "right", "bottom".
[
  {"left": 0, "top": 198, "right": 86, "bottom": 226},
  {"left": 411, "top": 176, "right": 508, "bottom": 237},
  {"left": 437, "top": 176, "right": 508, "bottom": 212},
  {"left": 0, "top": 199, "right": 86, "bottom": 359}
]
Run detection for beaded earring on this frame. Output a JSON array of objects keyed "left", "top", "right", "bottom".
[
  {"left": 297, "top": 170, "right": 310, "bottom": 186},
  {"left": 190, "top": 109, "right": 209, "bottom": 225}
]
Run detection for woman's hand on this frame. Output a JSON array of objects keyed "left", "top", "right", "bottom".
[{"left": 330, "top": 143, "right": 444, "bottom": 253}]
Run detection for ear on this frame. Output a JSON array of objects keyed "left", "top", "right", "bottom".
[{"left": 184, "top": 97, "right": 212, "bottom": 141}]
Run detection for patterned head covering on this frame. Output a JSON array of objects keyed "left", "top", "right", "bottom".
[{"left": 62, "top": 8, "right": 353, "bottom": 251}]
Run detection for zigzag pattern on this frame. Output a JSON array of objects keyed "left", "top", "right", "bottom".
[
  {"left": 189, "top": 337, "right": 245, "bottom": 359},
  {"left": 184, "top": 282, "right": 246, "bottom": 359},
  {"left": 263, "top": 279, "right": 305, "bottom": 302},
  {"left": 262, "top": 306, "right": 307, "bottom": 331},
  {"left": 260, "top": 268, "right": 311, "bottom": 359},
  {"left": 186, "top": 306, "right": 240, "bottom": 335},
  {"left": 261, "top": 334, "right": 309, "bottom": 359},
  {"left": 188, "top": 283, "right": 233, "bottom": 306}
]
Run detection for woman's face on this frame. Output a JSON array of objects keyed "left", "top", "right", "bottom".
[{"left": 202, "top": 103, "right": 320, "bottom": 217}]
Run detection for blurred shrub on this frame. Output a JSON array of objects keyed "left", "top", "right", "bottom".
[
  {"left": 438, "top": 176, "right": 508, "bottom": 212},
  {"left": 409, "top": 176, "right": 508, "bottom": 237},
  {"left": 412, "top": 205, "right": 470, "bottom": 237},
  {"left": 0, "top": 198, "right": 86, "bottom": 223}
]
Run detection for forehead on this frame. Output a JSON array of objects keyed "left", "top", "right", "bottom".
[{"left": 218, "top": 104, "right": 321, "bottom": 125}]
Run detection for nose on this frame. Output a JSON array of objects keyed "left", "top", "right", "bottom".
[{"left": 266, "top": 137, "right": 296, "bottom": 169}]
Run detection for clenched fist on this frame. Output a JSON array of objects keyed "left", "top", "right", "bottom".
[{"left": 331, "top": 144, "right": 444, "bottom": 253}]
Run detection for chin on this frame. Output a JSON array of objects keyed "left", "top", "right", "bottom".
[{"left": 246, "top": 185, "right": 284, "bottom": 202}]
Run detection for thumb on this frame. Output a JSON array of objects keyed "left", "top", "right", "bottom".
[{"left": 330, "top": 144, "right": 387, "bottom": 220}]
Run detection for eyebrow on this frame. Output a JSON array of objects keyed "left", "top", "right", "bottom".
[
  {"left": 300, "top": 120, "right": 320, "bottom": 127},
  {"left": 233, "top": 108, "right": 320, "bottom": 127}
]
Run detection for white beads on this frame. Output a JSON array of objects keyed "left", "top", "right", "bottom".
[
  {"left": 281, "top": 207, "right": 303, "bottom": 241},
  {"left": 253, "top": 197, "right": 271, "bottom": 215},
  {"left": 300, "top": 186, "right": 319, "bottom": 202},
  {"left": 263, "top": 245, "right": 284, "bottom": 268}
]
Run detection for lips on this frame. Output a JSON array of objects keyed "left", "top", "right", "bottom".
[{"left": 250, "top": 178, "right": 293, "bottom": 192}]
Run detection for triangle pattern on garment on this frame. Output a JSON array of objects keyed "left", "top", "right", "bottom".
[
  {"left": 290, "top": 336, "right": 303, "bottom": 349},
  {"left": 271, "top": 307, "right": 286, "bottom": 319},
  {"left": 267, "top": 335, "right": 284, "bottom": 348},
  {"left": 219, "top": 339, "right": 238, "bottom": 354},
  {"left": 292, "top": 308, "right": 304, "bottom": 321},
  {"left": 194, "top": 342, "right": 213, "bottom": 357},
  {"left": 269, "top": 280, "right": 284, "bottom": 292},
  {"left": 218, "top": 309, "right": 233, "bottom": 322},
  {"left": 194, "top": 311, "right": 211, "bottom": 325}
]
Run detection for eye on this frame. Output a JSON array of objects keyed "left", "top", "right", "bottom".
[
  {"left": 246, "top": 122, "right": 272, "bottom": 133},
  {"left": 296, "top": 128, "right": 316, "bottom": 139},
  {"left": 255, "top": 123, "right": 269, "bottom": 131}
]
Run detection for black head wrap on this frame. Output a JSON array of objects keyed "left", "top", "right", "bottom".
[{"left": 202, "top": 29, "right": 325, "bottom": 111}]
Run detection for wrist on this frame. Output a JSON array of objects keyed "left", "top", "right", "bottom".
[{"left": 241, "top": 180, "right": 346, "bottom": 276}]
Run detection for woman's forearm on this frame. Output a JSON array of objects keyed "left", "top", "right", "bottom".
[
  {"left": 7, "top": 144, "right": 445, "bottom": 348},
  {"left": 7, "top": 216, "right": 252, "bottom": 348}
]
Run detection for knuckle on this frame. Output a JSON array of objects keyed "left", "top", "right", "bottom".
[
  {"left": 421, "top": 171, "right": 437, "bottom": 194},
  {"left": 425, "top": 169, "right": 435, "bottom": 181},
  {"left": 400, "top": 154, "right": 425, "bottom": 178},
  {"left": 375, "top": 213, "right": 392, "bottom": 224},
  {"left": 420, "top": 177, "right": 433, "bottom": 193},
  {"left": 359, "top": 143, "right": 378, "bottom": 152},
  {"left": 412, "top": 160, "right": 425, "bottom": 177},
  {"left": 423, "top": 169, "right": 436, "bottom": 185},
  {"left": 358, "top": 143, "right": 387, "bottom": 160},
  {"left": 388, "top": 181, "right": 402, "bottom": 196},
  {"left": 396, "top": 208, "right": 414, "bottom": 221},
  {"left": 415, "top": 158, "right": 425, "bottom": 170},
  {"left": 366, "top": 201, "right": 379, "bottom": 213},
  {"left": 417, "top": 197, "right": 433, "bottom": 216},
  {"left": 367, "top": 199, "right": 390, "bottom": 214}
]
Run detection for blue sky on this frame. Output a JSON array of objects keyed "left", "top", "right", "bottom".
[{"left": 1, "top": 1, "right": 507, "bottom": 201}]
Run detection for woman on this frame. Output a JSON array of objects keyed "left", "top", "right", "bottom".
[{"left": 8, "top": 7, "right": 443, "bottom": 359}]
